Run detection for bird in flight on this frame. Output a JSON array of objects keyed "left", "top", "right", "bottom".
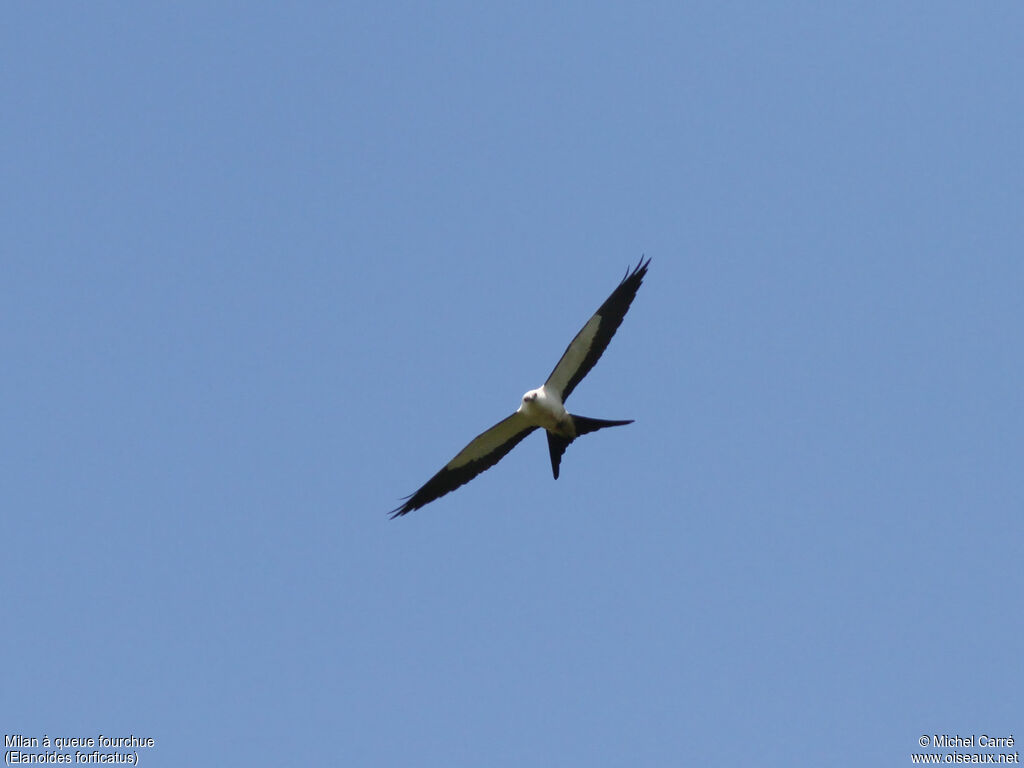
[{"left": 390, "top": 257, "right": 650, "bottom": 518}]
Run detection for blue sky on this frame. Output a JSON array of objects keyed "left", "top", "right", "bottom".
[{"left": 3, "top": 3, "right": 1022, "bottom": 766}]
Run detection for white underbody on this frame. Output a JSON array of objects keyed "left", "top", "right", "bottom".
[{"left": 517, "top": 385, "right": 574, "bottom": 437}]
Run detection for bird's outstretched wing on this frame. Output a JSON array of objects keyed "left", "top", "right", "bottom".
[
  {"left": 544, "top": 257, "right": 650, "bottom": 402},
  {"left": 390, "top": 413, "right": 537, "bottom": 518}
]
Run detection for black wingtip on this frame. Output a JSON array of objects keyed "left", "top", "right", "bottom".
[
  {"left": 388, "top": 493, "right": 415, "bottom": 519},
  {"left": 620, "top": 255, "right": 650, "bottom": 285}
]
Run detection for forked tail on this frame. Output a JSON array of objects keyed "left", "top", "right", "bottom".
[{"left": 546, "top": 415, "right": 633, "bottom": 479}]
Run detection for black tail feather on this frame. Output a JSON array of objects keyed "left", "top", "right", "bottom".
[
  {"left": 546, "top": 415, "right": 634, "bottom": 479},
  {"left": 546, "top": 432, "right": 571, "bottom": 479}
]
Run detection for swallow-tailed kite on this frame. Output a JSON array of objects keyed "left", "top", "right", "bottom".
[{"left": 390, "top": 257, "right": 650, "bottom": 518}]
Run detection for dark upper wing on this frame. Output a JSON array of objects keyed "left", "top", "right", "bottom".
[
  {"left": 390, "top": 413, "right": 537, "bottom": 518},
  {"left": 544, "top": 257, "right": 650, "bottom": 402}
]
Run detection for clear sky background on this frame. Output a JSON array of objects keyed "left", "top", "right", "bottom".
[{"left": 3, "top": 3, "right": 1021, "bottom": 766}]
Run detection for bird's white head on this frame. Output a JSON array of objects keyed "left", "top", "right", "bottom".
[
  {"left": 517, "top": 385, "right": 566, "bottom": 428},
  {"left": 519, "top": 388, "right": 540, "bottom": 408},
  {"left": 516, "top": 387, "right": 540, "bottom": 417}
]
